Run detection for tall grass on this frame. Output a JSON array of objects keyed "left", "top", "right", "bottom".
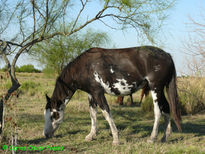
[
  {"left": 178, "top": 77, "right": 205, "bottom": 115},
  {"left": 19, "top": 81, "right": 42, "bottom": 96}
]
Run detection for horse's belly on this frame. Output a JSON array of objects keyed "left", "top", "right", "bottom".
[{"left": 94, "top": 71, "right": 138, "bottom": 96}]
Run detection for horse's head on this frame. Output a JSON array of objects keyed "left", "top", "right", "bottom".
[{"left": 43, "top": 94, "right": 65, "bottom": 138}]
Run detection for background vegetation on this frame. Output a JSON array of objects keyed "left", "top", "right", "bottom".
[{"left": 0, "top": 64, "right": 41, "bottom": 73}]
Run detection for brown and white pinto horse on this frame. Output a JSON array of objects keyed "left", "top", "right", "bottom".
[{"left": 44, "top": 46, "right": 181, "bottom": 144}]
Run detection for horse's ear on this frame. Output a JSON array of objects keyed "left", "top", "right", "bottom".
[
  {"left": 45, "top": 94, "right": 51, "bottom": 103},
  {"left": 45, "top": 94, "right": 51, "bottom": 109}
]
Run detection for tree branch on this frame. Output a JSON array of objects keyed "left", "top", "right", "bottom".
[{"left": 70, "top": 0, "right": 88, "bottom": 32}]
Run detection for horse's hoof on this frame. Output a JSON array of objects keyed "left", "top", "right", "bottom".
[
  {"left": 161, "top": 137, "right": 167, "bottom": 143},
  {"left": 85, "top": 136, "right": 93, "bottom": 142},
  {"left": 85, "top": 134, "right": 96, "bottom": 142},
  {"left": 112, "top": 140, "right": 120, "bottom": 145},
  {"left": 147, "top": 139, "right": 155, "bottom": 143}
]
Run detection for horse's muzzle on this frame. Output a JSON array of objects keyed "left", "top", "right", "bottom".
[{"left": 44, "top": 131, "right": 53, "bottom": 138}]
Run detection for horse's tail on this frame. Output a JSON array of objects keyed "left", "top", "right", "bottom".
[{"left": 166, "top": 64, "right": 182, "bottom": 132}]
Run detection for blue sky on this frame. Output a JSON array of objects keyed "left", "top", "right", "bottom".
[{"left": 13, "top": 0, "right": 205, "bottom": 74}]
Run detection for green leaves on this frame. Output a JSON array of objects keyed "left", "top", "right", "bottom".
[{"left": 31, "top": 28, "right": 110, "bottom": 74}]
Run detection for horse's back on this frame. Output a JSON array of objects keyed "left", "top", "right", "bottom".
[{"left": 71, "top": 46, "right": 175, "bottom": 95}]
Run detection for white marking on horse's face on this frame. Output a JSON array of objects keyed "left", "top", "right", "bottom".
[
  {"left": 94, "top": 71, "right": 115, "bottom": 95},
  {"left": 52, "top": 109, "right": 64, "bottom": 131},
  {"left": 44, "top": 109, "right": 53, "bottom": 138},
  {"left": 113, "top": 79, "right": 135, "bottom": 95},
  {"left": 43, "top": 105, "right": 65, "bottom": 138}
]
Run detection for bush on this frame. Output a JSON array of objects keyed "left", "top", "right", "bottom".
[
  {"left": 0, "top": 64, "right": 41, "bottom": 73},
  {"left": 17, "top": 64, "right": 41, "bottom": 73}
]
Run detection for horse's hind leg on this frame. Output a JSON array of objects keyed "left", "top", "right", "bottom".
[
  {"left": 161, "top": 113, "right": 172, "bottom": 142},
  {"left": 147, "top": 89, "right": 162, "bottom": 143},
  {"left": 85, "top": 94, "right": 97, "bottom": 141},
  {"left": 148, "top": 88, "right": 172, "bottom": 143},
  {"left": 160, "top": 92, "right": 172, "bottom": 142}
]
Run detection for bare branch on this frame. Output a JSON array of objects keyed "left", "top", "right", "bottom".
[{"left": 70, "top": 0, "right": 88, "bottom": 32}]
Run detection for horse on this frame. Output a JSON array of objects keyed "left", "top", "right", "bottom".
[
  {"left": 115, "top": 85, "right": 150, "bottom": 105},
  {"left": 43, "top": 46, "right": 181, "bottom": 145}
]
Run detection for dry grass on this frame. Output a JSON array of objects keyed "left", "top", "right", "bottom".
[{"left": 178, "top": 77, "right": 205, "bottom": 114}]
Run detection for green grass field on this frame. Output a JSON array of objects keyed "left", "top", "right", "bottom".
[{"left": 0, "top": 73, "right": 205, "bottom": 153}]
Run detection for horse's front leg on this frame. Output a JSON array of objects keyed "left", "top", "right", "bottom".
[
  {"left": 85, "top": 95, "right": 97, "bottom": 141},
  {"left": 97, "top": 93, "right": 119, "bottom": 145},
  {"left": 101, "top": 109, "right": 119, "bottom": 145}
]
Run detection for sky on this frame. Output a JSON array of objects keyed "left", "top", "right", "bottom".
[{"left": 4, "top": 0, "right": 205, "bottom": 75}]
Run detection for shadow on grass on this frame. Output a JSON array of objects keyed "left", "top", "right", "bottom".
[
  {"left": 108, "top": 106, "right": 205, "bottom": 141},
  {"left": 19, "top": 137, "right": 48, "bottom": 145},
  {"left": 18, "top": 105, "right": 205, "bottom": 145},
  {"left": 182, "top": 122, "right": 205, "bottom": 136}
]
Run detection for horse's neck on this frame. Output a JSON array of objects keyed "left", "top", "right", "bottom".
[{"left": 51, "top": 71, "right": 76, "bottom": 104}]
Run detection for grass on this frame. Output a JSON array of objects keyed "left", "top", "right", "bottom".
[{"left": 0, "top": 72, "right": 205, "bottom": 153}]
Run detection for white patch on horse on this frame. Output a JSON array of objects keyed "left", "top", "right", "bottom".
[
  {"left": 154, "top": 65, "right": 161, "bottom": 72},
  {"left": 110, "top": 67, "right": 114, "bottom": 74},
  {"left": 145, "top": 76, "right": 151, "bottom": 84},
  {"left": 113, "top": 79, "right": 135, "bottom": 95},
  {"left": 93, "top": 71, "right": 115, "bottom": 95},
  {"left": 88, "top": 94, "right": 92, "bottom": 101},
  {"left": 52, "top": 109, "right": 57, "bottom": 112},
  {"left": 64, "top": 98, "right": 70, "bottom": 105},
  {"left": 150, "top": 90, "right": 161, "bottom": 141}
]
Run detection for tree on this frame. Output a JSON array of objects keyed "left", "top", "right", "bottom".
[
  {"left": 183, "top": 11, "right": 205, "bottom": 76},
  {"left": 0, "top": 0, "right": 176, "bottom": 136},
  {"left": 32, "top": 29, "right": 110, "bottom": 74}
]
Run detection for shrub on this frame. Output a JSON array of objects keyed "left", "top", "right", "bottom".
[
  {"left": 0, "top": 64, "right": 40, "bottom": 73},
  {"left": 17, "top": 64, "right": 41, "bottom": 73}
]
